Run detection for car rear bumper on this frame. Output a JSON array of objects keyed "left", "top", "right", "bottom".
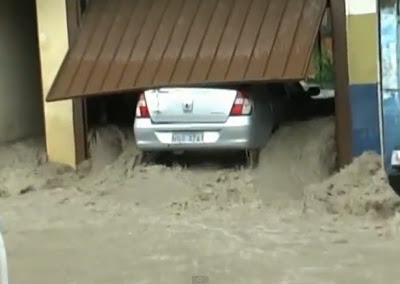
[{"left": 134, "top": 116, "right": 255, "bottom": 151}]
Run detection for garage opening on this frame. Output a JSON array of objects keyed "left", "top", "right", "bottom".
[
  {"left": 83, "top": 4, "right": 336, "bottom": 139},
  {"left": 84, "top": 83, "right": 335, "bottom": 170},
  {"left": 0, "top": 1, "right": 44, "bottom": 143},
  {"left": 86, "top": 93, "right": 137, "bottom": 128}
]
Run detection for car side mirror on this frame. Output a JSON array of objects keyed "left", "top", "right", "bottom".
[{"left": 307, "top": 87, "right": 320, "bottom": 97}]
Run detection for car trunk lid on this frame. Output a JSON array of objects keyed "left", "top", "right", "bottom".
[{"left": 144, "top": 87, "right": 238, "bottom": 123}]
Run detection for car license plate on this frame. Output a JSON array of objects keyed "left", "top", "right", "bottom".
[{"left": 171, "top": 132, "right": 203, "bottom": 144}]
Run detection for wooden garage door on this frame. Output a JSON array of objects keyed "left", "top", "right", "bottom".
[{"left": 46, "top": 0, "right": 327, "bottom": 101}]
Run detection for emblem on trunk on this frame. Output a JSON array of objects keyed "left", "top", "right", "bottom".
[{"left": 182, "top": 100, "right": 193, "bottom": 112}]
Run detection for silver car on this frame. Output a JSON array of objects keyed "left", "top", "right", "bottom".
[{"left": 134, "top": 84, "right": 293, "bottom": 168}]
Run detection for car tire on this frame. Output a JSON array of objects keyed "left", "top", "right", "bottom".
[
  {"left": 245, "top": 149, "right": 260, "bottom": 169},
  {"left": 135, "top": 151, "right": 154, "bottom": 166},
  {"left": 272, "top": 123, "right": 280, "bottom": 133}
]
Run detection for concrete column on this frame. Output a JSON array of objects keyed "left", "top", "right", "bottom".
[
  {"left": 345, "top": 0, "right": 382, "bottom": 156},
  {"left": 36, "top": 0, "right": 76, "bottom": 167}
]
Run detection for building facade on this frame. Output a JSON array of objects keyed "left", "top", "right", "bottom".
[{"left": 0, "top": 0, "right": 392, "bottom": 170}]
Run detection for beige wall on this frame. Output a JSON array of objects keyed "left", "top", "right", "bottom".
[
  {"left": 0, "top": 1, "right": 44, "bottom": 142},
  {"left": 36, "top": 0, "right": 76, "bottom": 167}
]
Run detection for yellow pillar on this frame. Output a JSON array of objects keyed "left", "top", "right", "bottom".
[
  {"left": 345, "top": 0, "right": 381, "bottom": 156},
  {"left": 36, "top": 0, "right": 76, "bottom": 167}
]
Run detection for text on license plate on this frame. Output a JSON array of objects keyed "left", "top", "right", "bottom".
[{"left": 171, "top": 132, "right": 204, "bottom": 143}]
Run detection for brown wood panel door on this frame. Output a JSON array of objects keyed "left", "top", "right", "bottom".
[{"left": 47, "top": 0, "right": 328, "bottom": 102}]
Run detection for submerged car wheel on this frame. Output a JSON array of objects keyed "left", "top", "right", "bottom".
[
  {"left": 245, "top": 149, "right": 260, "bottom": 169},
  {"left": 135, "top": 151, "right": 154, "bottom": 166}
]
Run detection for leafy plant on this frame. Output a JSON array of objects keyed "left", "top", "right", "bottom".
[{"left": 308, "top": 47, "right": 334, "bottom": 89}]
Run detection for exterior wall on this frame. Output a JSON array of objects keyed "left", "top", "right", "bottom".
[
  {"left": 36, "top": 0, "right": 76, "bottom": 167},
  {"left": 0, "top": 1, "right": 44, "bottom": 142},
  {"left": 345, "top": 0, "right": 382, "bottom": 156}
]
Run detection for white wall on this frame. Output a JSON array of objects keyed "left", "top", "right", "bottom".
[{"left": 0, "top": 1, "right": 44, "bottom": 142}]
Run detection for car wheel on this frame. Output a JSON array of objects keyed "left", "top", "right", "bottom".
[
  {"left": 135, "top": 151, "right": 154, "bottom": 166},
  {"left": 245, "top": 149, "right": 260, "bottom": 169},
  {"left": 272, "top": 123, "right": 280, "bottom": 133}
]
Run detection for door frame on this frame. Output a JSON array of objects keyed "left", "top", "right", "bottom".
[
  {"left": 65, "top": 0, "right": 88, "bottom": 164},
  {"left": 329, "top": 0, "right": 353, "bottom": 167}
]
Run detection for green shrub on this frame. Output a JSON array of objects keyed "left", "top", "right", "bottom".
[{"left": 307, "top": 47, "right": 334, "bottom": 89}]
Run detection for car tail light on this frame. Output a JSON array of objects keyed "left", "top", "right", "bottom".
[
  {"left": 230, "top": 91, "right": 252, "bottom": 116},
  {"left": 136, "top": 93, "right": 150, "bottom": 118}
]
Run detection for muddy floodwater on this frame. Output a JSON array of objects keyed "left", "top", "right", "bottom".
[{"left": 1, "top": 117, "right": 400, "bottom": 284}]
